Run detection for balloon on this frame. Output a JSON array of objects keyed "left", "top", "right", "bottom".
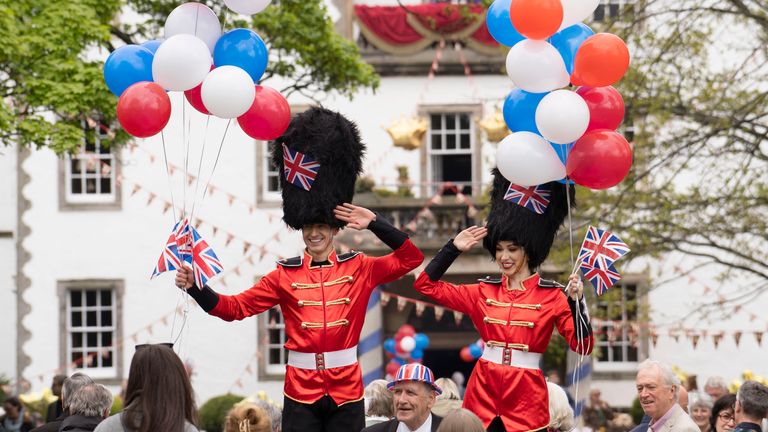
[
  {"left": 237, "top": 86, "right": 290, "bottom": 140},
  {"left": 551, "top": 142, "right": 574, "bottom": 165},
  {"left": 141, "top": 39, "right": 163, "bottom": 55},
  {"left": 550, "top": 24, "right": 594, "bottom": 74},
  {"left": 571, "top": 33, "right": 630, "bottom": 87},
  {"left": 566, "top": 130, "right": 632, "bottom": 189},
  {"left": 468, "top": 343, "right": 483, "bottom": 359},
  {"left": 506, "top": 40, "right": 569, "bottom": 93},
  {"left": 399, "top": 336, "right": 416, "bottom": 352},
  {"left": 386, "top": 360, "right": 400, "bottom": 377},
  {"left": 535, "top": 90, "right": 590, "bottom": 144},
  {"left": 184, "top": 65, "right": 215, "bottom": 115},
  {"left": 496, "top": 132, "right": 566, "bottom": 186},
  {"left": 103, "top": 45, "right": 154, "bottom": 97},
  {"left": 414, "top": 333, "right": 430, "bottom": 350},
  {"left": 384, "top": 338, "right": 396, "bottom": 354},
  {"left": 152, "top": 34, "right": 212, "bottom": 91},
  {"left": 201, "top": 66, "right": 255, "bottom": 119},
  {"left": 394, "top": 357, "right": 407, "bottom": 365},
  {"left": 486, "top": 0, "right": 525, "bottom": 47},
  {"left": 225, "top": 0, "right": 272, "bottom": 15},
  {"left": 164, "top": 2, "right": 222, "bottom": 53},
  {"left": 510, "top": 0, "right": 563, "bottom": 40},
  {"left": 503, "top": 89, "right": 547, "bottom": 134},
  {"left": 214, "top": 28, "right": 268, "bottom": 83},
  {"left": 411, "top": 349, "right": 424, "bottom": 360},
  {"left": 116, "top": 82, "right": 171, "bottom": 138},
  {"left": 576, "top": 86, "right": 625, "bottom": 132},
  {"left": 397, "top": 324, "right": 416, "bottom": 338},
  {"left": 460, "top": 346, "right": 475, "bottom": 362},
  {"left": 559, "top": 0, "right": 600, "bottom": 30}
]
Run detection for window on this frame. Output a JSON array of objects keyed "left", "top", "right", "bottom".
[
  {"left": 259, "top": 306, "right": 287, "bottom": 377},
  {"left": 59, "top": 280, "right": 123, "bottom": 380},
  {"left": 592, "top": 0, "right": 633, "bottom": 22},
  {"left": 64, "top": 122, "right": 117, "bottom": 204},
  {"left": 260, "top": 141, "right": 281, "bottom": 202},
  {"left": 593, "top": 281, "right": 639, "bottom": 364},
  {"left": 427, "top": 112, "right": 474, "bottom": 196}
]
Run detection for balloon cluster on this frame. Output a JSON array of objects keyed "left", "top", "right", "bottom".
[
  {"left": 487, "top": 0, "right": 632, "bottom": 190},
  {"left": 460, "top": 339, "right": 484, "bottom": 362},
  {"left": 104, "top": 1, "right": 290, "bottom": 141},
  {"left": 384, "top": 324, "right": 430, "bottom": 377}
]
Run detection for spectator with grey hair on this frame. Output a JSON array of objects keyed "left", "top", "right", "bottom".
[
  {"left": 364, "top": 379, "right": 393, "bottom": 427},
  {"left": 690, "top": 395, "right": 714, "bottom": 432},
  {"left": 432, "top": 378, "right": 462, "bottom": 418},
  {"left": 705, "top": 378, "right": 730, "bottom": 402},
  {"left": 60, "top": 384, "right": 113, "bottom": 432},
  {"left": 733, "top": 381, "right": 768, "bottom": 432},
  {"left": 635, "top": 360, "right": 698, "bottom": 432},
  {"left": 435, "top": 409, "right": 484, "bottom": 432},
  {"left": 30, "top": 373, "right": 95, "bottom": 432},
  {"left": 249, "top": 399, "right": 282, "bottom": 432},
  {"left": 547, "top": 382, "right": 575, "bottom": 432}
]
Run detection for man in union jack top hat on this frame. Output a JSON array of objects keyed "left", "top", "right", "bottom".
[
  {"left": 176, "top": 107, "right": 424, "bottom": 432},
  {"left": 413, "top": 169, "right": 593, "bottom": 432}
]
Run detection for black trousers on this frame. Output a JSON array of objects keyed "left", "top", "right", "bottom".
[
  {"left": 282, "top": 394, "right": 365, "bottom": 432},
  {"left": 487, "top": 417, "right": 547, "bottom": 432}
]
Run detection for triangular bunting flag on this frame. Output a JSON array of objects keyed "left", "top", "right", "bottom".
[
  {"left": 733, "top": 331, "right": 742, "bottom": 347},
  {"left": 434, "top": 306, "right": 445, "bottom": 321}
]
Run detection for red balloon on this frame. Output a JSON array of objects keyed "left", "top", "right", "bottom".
[
  {"left": 460, "top": 346, "right": 475, "bottom": 362},
  {"left": 566, "top": 130, "right": 632, "bottom": 189},
  {"left": 117, "top": 82, "right": 171, "bottom": 138},
  {"left": 397, "top": 324, "right": 416, "bottom": 338},
  {"left": 385, "top": 361, "right": 400, "bottom": 377},
  {"left": 237, "top": 86, "right": 290, "bottom": 140},
  {"left": 510, "top": 0, "right": 563, "bottom": 40},
  {"left": 184, "top": 65, "right": 215, "bottom": 115},
  {"left": 571, "top": 33, "right": 630, "bottom": 87},
  {"left": 576, "top": 86, "right": 625, "bottom": 132}
]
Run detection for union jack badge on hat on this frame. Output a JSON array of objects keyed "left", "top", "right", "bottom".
[{"left": 387, "top": 363, "right": 442, "bottom": 395}]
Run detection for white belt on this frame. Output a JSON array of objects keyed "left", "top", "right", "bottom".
[
  {"left": 481, "top": 345, "right": 541, "bottom": 369},
  {"left": 287, "top": 345, "right": 358, "bottom": 370}
]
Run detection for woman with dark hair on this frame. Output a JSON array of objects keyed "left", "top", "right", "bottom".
[
  {"left": 94, "top": 344, "right": 198, "bottom": 432},
  {"left": 414, "top": 170, "right": 593, "bottom": 432},
  {"left": 0, "top": 396, "right": 35, "bottom": 432},
  {"left": 710, "top": 394, "right": 737, "bottom": 432}
]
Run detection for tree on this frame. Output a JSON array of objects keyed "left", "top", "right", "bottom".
[{"left": 0, "top": 0, "right": 379, "bottom": 154}]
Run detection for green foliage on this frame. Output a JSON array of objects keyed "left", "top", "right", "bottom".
[
  {"left": 198, "top": 393, "right": 245, "bottom": 432},
  {"left": 0, "top": 375, "right": 9, "bottom": 404},
  {"left": 110, "top": 395, "right": 123, "bottom": 416},
  {"left": 543, "top": 333, "right": 568, "bottom": 375},
  {"left": 630, "top": 397, "right": 644, "bottom": 425}
]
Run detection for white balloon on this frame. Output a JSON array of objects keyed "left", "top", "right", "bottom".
[
  {"left": 201, "top": 66, "right": 255, "bottom": 119},
  {"left": 535, "top": 90, "right": 590, "bottom": 144},
  {"left": 400, "top": 336, "right": 416, "bottom": 352},
  {"left": 506, "top": 40, "right": 570, "bottom": 93},
  {"left": 165, "top": 3, "right": 222, "bottom": 53},
  {"left": 559, "top": 0, "right": 600, "bottom": 30},
  {"left": 496, "top": 132, "right": 565, "bottom": 186},
  {"left": 153, "top": 34, "right": 212, "bottom": 91},
  {"left": 224, "top": 0, "right": 271, "bottom": 15}
]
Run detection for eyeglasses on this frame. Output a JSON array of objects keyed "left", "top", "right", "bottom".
[{"left": 717, "top": 413, "right": 735, "bottom": 423}]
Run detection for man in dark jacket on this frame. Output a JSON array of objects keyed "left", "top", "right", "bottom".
[
  {"left": 29, "top": 373, "right": 93, "bottom": 432},
  {"left": 59, "top": 383, "right": 112, "bottom": 432},
  {"left": 732, "top": 381, "right": 768, "bottom": 432},
  {"left": 362, "top": 364, "right": 443, "bottom": 432},
  {"left": 45, "top": 375, "right": 66, "bottom": 423}
]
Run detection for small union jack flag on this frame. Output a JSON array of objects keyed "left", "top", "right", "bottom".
[
  {"left": 283, "top": 144, "right": 321, "bottom": 191},
  {"left": 577, "top": 226, "right": 630, "bottom": 270},
  {"left": 175, "top": 218, "right": 192, "bottom": 265},
  {"left": 581, "top": 262, "right": 622, "bottom": 296},
  {"left": 191, "top": 226, "right": 223, "bottom": 288},
  {"left": 504, "top": 183, "right": 551, "bottom": 214},
  {"left": 150, "top": 231, "right": 182, "bottom": 279}
]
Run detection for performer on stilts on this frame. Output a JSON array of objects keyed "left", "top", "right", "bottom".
[
  {"left": 175, "top": 107, "right": 424, "bottom": 432},
  {"left": 414, "top": 169, "right": 593, "bottom": 432}
]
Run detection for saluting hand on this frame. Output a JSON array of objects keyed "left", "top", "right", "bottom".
[
  {"left": 175, "top": 265, "right": 194, "bottom": 290},
  {"left": 453, "top": 226, "right": 488, "bottom": 252},
  {"left": 566, "top": 273, "right": 584, "bottom": 300},
  {"left": 333, "top": 203, "right": 376, "bottom": 231}
]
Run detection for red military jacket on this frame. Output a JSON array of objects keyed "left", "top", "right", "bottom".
[
  {"left": 414, "top": 272, "right": 593, "bottom": 431},
  {"left": 208, "top": 240, "right": 423, "bottom": 405}
]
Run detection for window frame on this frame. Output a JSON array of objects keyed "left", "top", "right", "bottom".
[
  {"left": 58, "top": 279, "right": 124, "bottom": 383},
  {"left": 257, "top": 305, "right": 288, "bottom": 379},
  {"left": 59, "top": 124, "right": 121, "bottom": 211},
  {"left": 592, "top": 0, "right": 634, "bottom": 23}
]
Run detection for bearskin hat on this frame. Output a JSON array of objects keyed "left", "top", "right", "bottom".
[
  {"left": 271, "top": 107, "right": 365, "bottom": 230},
  {"left": 483, "top": 168, "right": 575, "bottom": 272}
]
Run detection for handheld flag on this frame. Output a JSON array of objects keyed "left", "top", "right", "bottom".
[
  {"left": 191, "top": 226, "right": 223, "bottom": 288},
  {"left": 150, "top": 231, "right": 182, "bottom": 279},
  {"left": 282, "top": 143, "right": 320, "bottom": 191},
  {"left": 577, "top": 226, "right": 630, "bottom": 270},
  {"left": 580, "top": 262, "right": 622, "bottom": 296},
  {"left": 503, "top": 183, "right": 551, "bottom": 214},
  {"left": 175, "top": 218, "right": 192, "bottom": 264}
]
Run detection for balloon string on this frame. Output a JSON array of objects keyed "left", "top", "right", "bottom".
[
  {"left": 189, "top": 115, "right": 212, "bottom": 228},
  {"left": 182, "top": 94, "right": 189, "bottom": 221},
  {"left": 196, "top": 119, "right": 231, "bottom": 219},
  {"left": 160, "top": 131, "right": 177, "bottom": 224}
]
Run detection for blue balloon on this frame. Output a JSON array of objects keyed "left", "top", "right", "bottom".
[
  {"left": 103, "top": 45, "right": 154, "bottom": 97},
  {"left": 141, "top": 39, "right": 163, "bottom": 55},
  {"left": 503, "top": 89, "right": 548, "bottom": 134},
  {"left": 468, "top": 343, "right": 483, "bottom": 359},
  {"left": 486, "top": 0, "right": 525, "bottom": 47},
  {"left": 411, "top": 349, "right": 424, "bottom": 360},
  {"left": 214, "top": 28, "right": 268, "bottom": 83},
  {"left": 384, "top": 338, "right": 396, "bottom": 354},
  {"left": 414, "top": 333, "right": 430, "bottom": 350},
  {"left": 550, "top": 24, "right": 594, "bottom": 74},
  {"left": 394, "top": 357, "right": 407, "bottom": 365},
  {"left": 551, "top": 142, "right": 574, "bottom": 165}
]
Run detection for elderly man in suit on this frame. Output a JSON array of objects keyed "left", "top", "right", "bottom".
[
  {"left": 361, "top": 364, "right": 443, "bottom": 432},
  {"left": 636, "top": 360, "right": 699, "bottom": 432}
]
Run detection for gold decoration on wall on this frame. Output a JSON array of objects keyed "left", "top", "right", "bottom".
[
  {"left": 478, "top": 107, "right": 510, "bottom": 143},
  {"left": 384, "top": 116, "right": 428, "bottom": 151}
]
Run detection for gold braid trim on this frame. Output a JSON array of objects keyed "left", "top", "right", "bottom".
[
  {"left": 509, "top": 320, "right": 535, "bottom": 328},
  {"left": 485, "top": 340, "right": 530, "bottom": 351},
  {"left": 512, "top": 303, "right": 542, "bottom": 310},
  {"left": 297, "top": 298, "right": 351, "bottom": 308},
  {"left": 300, "top": 319, "right": 350, "bottom": 330},
  {"left": 483, "top": 317, "right": 508, "bottom": 326},
  {"left": 291, "top": 276, "right": 353, "bottom": 290},
  {"left": 485, "top": 298, "right": 511, "bottom": 307}
]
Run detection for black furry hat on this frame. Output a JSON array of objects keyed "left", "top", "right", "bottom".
[
  {"left": 272, "top": 107, "right": 365, "bottom": 230},
  {"left": 483, "top": 169, "right": 575, "bottom": 272}
]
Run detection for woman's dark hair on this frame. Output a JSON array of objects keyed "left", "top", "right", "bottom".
[
  {"left": 123, "top": 344, "right": 198, "bottom": 432},
  {"left": 710, "top": 393, "right": 736, "bottom": 431},
  {"left": 3, "top": 396, "right": 23, "bottom": 409}
]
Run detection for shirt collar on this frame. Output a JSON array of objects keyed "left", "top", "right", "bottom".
[
  {"left": 733, "top": 422, "right": 763, "bottom": 432},
  {"left": 396, "top": 413, "right": 432, "bottom": 432},
  {"left": 649, "top": 404, "right": 677, "bottom": 432}
]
